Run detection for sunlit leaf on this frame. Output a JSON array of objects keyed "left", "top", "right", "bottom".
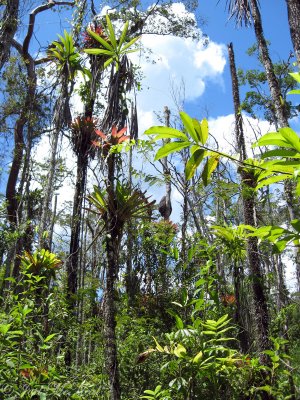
[
  {"left": 106, "top": 14, "right": 117, "bottom": 49},
  {"left": 180, "top": 111, "right": 199, "bottom": 143},
  {"left": 261, "top": 149, "right": 300, "bottom": 159},
  {"left": 120, "top": 35, "right": 140, "bottom": 53},
  {"left": 118, "top": 21, "right": 129, "bottom": 49},
  {"left": 255, "top": 174, "right": 290, "bottom": 190},
  {"left": 84, "top": 48, "right": 113, "bottom": 56},
  {"left": 154, "top": 141, "right": 190, "bottom": 161},
  {"left": 289, "top": 72, "right": 300, "bottom": 83},
  {"left": 193, "top": 351, "right": 203, "bottom": 363},
  {"left": 185, "top": 149, "right": 206, "bottom": 180},
  {"left": 173, "top": 343, "right": 187, "bottom": 358},
  {"left": 202, "top": 155, "right": 219, "bottom": 186},
  {"left": 144, "top": 126, "right": 188, "bottom": 141},
  {"left": 291, "top": 219, "right": 300, "bottom": 233},
  {"left": 254, "top": 132, "right": 293, "bottom": 148},
  {"left": 86, "top": 28, "right": 114, "bottom": 51},
  {"left": 279, "top": 127, "right": 300, "bottom": 152}
]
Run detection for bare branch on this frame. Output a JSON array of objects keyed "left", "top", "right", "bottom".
[{"left": 23, "top": 1, "right": 75, "bottom": 54}]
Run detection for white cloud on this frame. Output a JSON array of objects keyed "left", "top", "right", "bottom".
[
  {"left": 132, "top": 35, "right": 226, "bottom": 114},
  {"left": 208, "top": 113, "right": 275, "bottom": 156},
  {"left": 127, "top": 3, "right": 226, "bottom": 129}
]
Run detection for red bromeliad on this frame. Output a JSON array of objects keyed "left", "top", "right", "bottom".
[
  {"left": 82, "top": 24, "right": 108, "bottom": 48},
  {"left": 92, "top": 126, "right": 130, "bottom": 153}
]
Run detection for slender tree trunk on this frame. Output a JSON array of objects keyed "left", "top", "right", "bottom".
[
  {"left": 233, "top": 262, "right": 249, "bottom": 353},
  {"left": 125, "top": 107, "right": 138, "bottom": 304},
  {"left": 66, "top": 52, "right": 103, "bottom": 308},
  {"left": 125, "top": 168, "right": 135, "bottom": 304},
  {"left": 249, "top": 0, "right": 300, "bottom": 291},
  {"left": 181, "top": 182, "right": 189, "bottom": 266},
  {"left": 67, "top": 154, "right": 88, "bottom": 304},
  {"left": 103, "top": 153, "right": 121, "bottom": 400},
  {"left": 39, "top": 129, "right": 60, "bottom": 249},
  {"left": 249, "top": 0, "right": 289, "bottom": 128},
  {"left": 39, "top": 79, "right": 73, "bottom": 249},
  {"left": 0, "top": 0, "right": 19, "bottom": 70},
  {"left": 4, "top": 39, "right": 37, "bottom": 280},
  {"left": 228, "top": 42, "right": 269, "bottom": 355},
  {"left": 104, "top": 229, "right": 121, "bottom": 400},
  {"left": 162, "top": 106, "right": 172, "bottom": 221},
  {"left": 285, "top": 0, "right": 300, "bottom": 66}
]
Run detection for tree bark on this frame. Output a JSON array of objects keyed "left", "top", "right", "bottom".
[
  {"left": 228, "top": 42, "right": 269, "bottom": 355},
  {"left": 248, "top": 0, "right": 289, "bottom": 128},
  {"left": 103, "top": 153, "right": 121, "bottom": 400},
  {"left": 249, "top": 0, "right": 300, "bottom": 291},
  {"left": 67, "top": 154, "right": 88, "bottom": 304},
  {"left": 285, "top": 0, "right": 300, "bottom": 66},
  {"left": 0, "top": 0, "right": 19, "bottom": 70}
]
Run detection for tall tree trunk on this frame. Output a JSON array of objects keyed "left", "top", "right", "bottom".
[
  {"left": 228, "top": 42, "right": 269, "bottom": 355},
  {"left": 249, "top": 0, "right": 300, "bottom": 292},
  {"left": 233, "top": 262, "right": 249, "bottom": 353},
  {"left": 4, "top": 37, "right": 37, "bottom": 281},
  {"left": 161, "top": 106, "right": 172, "bottom": 221},
  {"left": 0, "top": 0, "right": 19, "bottom": 70},
  {"left": 249, "top": 0, "right": 289, "bottom": 128},
  {"left": 39, "top": 78, "right": 73, "bottom": 249},
  {"left": 285, "top": 0, "right": 300, "bottom": 66},
  {"left": 67, "top": 154, "right": 88, "bottom": 304},
  {"left": 103, "top": 153, "right": 121, "bottom": 400},
  {"left": 66, "top": 52, "right": 104, "bottom": 310}
]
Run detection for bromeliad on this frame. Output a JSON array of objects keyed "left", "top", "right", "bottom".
[{"left": 92, "top": 125, "right": 130, "bottom": 154}]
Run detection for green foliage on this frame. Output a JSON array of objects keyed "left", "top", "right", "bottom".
[
  {"left": 242, "top": 219, "right": 300, "bottom": 253},
  {"left": 141, "top": 385, "right": 171, "bottom": 399},
  {"left": 288, "top": 72, "right": 300, "bottom": 95},
  {"left": 19, "top": 249, "right": 62, "bottom": 276},
  {"left": 88, "top": 183, "right": 155, "bottom": 224},
  {"left": 253, "top": 127, "right": 300, "bottom": 192},
  {"left": 142, "top": 310, "right": 248, "bottom": 399},
  {"left": 144, "top": 111, "right": 218, "bottom": 183},
  {"left": 48, "top": 30, "right": 91, "bottom": 80},
  {"left": 211, "top": 224, "right": 247, "bottom": 262},
  {"left": 0, "top": 271, "right": 61, "bottom": 397},
  {"left": 238, "top": 51, "right": 298, "bottom": 122},
  {"left": 84, "top": 14, "right": 140, "bottom": 70}
]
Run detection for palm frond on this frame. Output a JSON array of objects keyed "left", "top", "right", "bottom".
[{"left": 223, "top": 0, "right": 257, "bottom": 27}]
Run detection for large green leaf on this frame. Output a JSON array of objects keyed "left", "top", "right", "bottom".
[
  {"left": 104, "top": 58, "right": 114, "bottom": 69},
  {"left": 180, "top": 111, "right": 199, "bottom": 143},
  {"left": 193, "top": 118, "right": 208, "bottom": 144},
  {"left": 154, "top": 141, "right": 190, "bottom": 161},
  {"left": 288, "top": 89, "right": 300, "bottom": 95},
  {"left": 144, "top": 126, "right": 188, "bottom": 141},
  {"left": 259, "top": 160, "right": 294, "bottom": 174},
  {"left": 279, "top": 127, "right": 300, "bottom": 152},
  {"left": 256, "top": 174, "right": 291, "bottom": 190},
  {"left": 120, "top": 35, "right": 140, "bottom": 53},
  {"left": 174, "top": 343, "right": 187, "bottom": 358},
  {"left": 291, "top": 219, "right": 300, "bottom": 233},
  {"left": 118, "top": 21, "right": 129, "bottom": 49},
  {"left": 84, "top": 48, "right": 113, "bottom": 56},
  {"left": 262, "top": 149, "right": 300, "bottom": 159},
  {"left": 202, "top": 155, "right": 219, "bottom": 186},
  {"left": 86, "top": 29, "right": 114, "bottom": 51},
  {"left": 289, "top": 72, "right": 300, "bottom": 83},
  {"left": 106, "top": 14, "right": 117, "bottom": 49},
  {"left": 254, "top": 132, "right": 293, "bottom": 148},
  {"left": 185, "top": 149, "right": 206, "bottom": 180}
]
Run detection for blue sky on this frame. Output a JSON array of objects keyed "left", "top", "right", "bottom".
[
  {"left": 1, "top": 0, "right": 298, "bottom": 286},
  {"left": 24, "top": 0, "right": 295, "bottom": 121},
  {"left": 192, "top": 1, "right": 294, "bottom": 118},
  {"left": 1, "top": 1, "right": 297, "bottom": 192}
]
